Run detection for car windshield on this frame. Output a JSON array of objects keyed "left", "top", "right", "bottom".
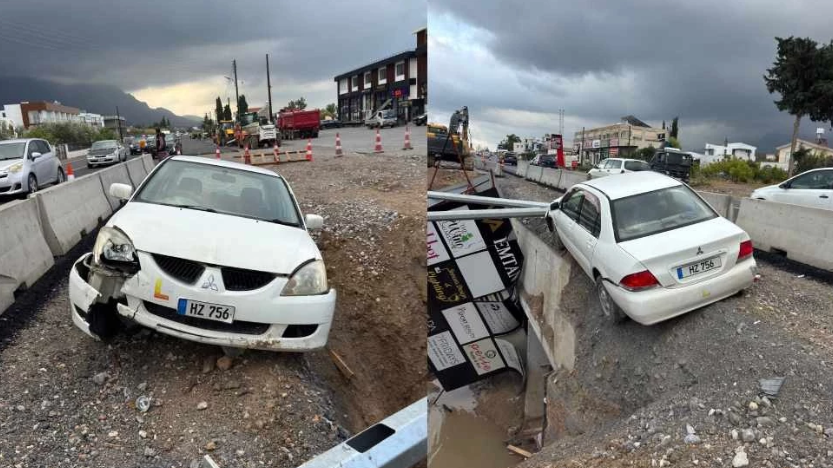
[
  {"left": 134, "top": 160, "right": 301, "bottom": 226},
  {"left": 624, "top": 160, "right": 651, "bottom": 171},
  {"left": 91, "top": 140, "right": 117, "bottom": 150},
  {"left": 0, "top": 142, "right": 25, "bottom": 160},
  {"left": 612, "top": 185, "right": 716, "bottom": 242}
]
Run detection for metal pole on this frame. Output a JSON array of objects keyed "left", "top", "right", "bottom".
[
  {"left": 428, "top": 207, "right": 549, "bottom": 221},
  {"left": 427, "top": 191, "right": 551, "bottom": 208},
  {"left": 266, "top": 54, "right": 274, "bottom": 124},
  {"left": 233, "top": 59, "right": 239, "bottom": 121},
  {"left": 115, "top": 106, "right": 123, "bottom": 141}
]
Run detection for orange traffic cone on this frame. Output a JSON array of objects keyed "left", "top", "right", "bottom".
[
  {"left": 215, "top": 146, "right": 221, "bottom": 159},
  {"left": 374, "top": 129, "right": 384, "bottom": 153},
  {"left": 335, "top": 132, "right": 344, "bottom": 157},
  {"left": 273, "top": 142, "right": 280, "bottom": 164},
  {"left": 305, "top": 139, "right": 313, "bottom": 161},
  {"left": 244, "top": 145, "right": 251, "bottom": 165},
  {"left": 402, "top": 125, "right": 413, "bottom": 150},
  {"left": 66, "top": 161, "right": 75, "bottom": 181}
]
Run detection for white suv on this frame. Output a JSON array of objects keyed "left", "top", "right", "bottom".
[{"left": 0, "top": 138, "right": 65, "bottom": 196}]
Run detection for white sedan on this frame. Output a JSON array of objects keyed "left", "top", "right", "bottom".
[
  {"left": 750, "top": 167, "right": 833, "bottom": 210},
  {"left": 69, "top": 156, "right": 336, "bottom": 353},
  {"left": 546, "top": 171, "right": 756, "bottom": 325}
]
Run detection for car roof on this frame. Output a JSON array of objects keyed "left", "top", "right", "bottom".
[
  {"left": 168, "top": 155, "right": 282, "bottom": 178},
  {"left": 581, "top": 171, "right": 682, "bottom": 200}
]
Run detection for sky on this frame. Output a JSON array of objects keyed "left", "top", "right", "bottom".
[
  {"left": 429, "top": 0, "right": 833, "bottom": 153},
  {"left": 0, "top": 0, "right": 425, "bottom": 117}
]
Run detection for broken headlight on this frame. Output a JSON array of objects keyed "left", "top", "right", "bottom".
[
  {"left": 93, "top": 226, "right": 138, "bottom": 270},
  {"left": 281, "top": 260, "right": 328, "bottom": 296}
]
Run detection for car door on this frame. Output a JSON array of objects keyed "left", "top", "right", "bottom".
[
  {"left": 775, "top": 170, "right": 833, "bottom": 209},
  {"left": 553, "top": 189, "right": 584, "bottom": 257}
]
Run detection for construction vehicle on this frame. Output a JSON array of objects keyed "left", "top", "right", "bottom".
[
  {"left": 234, "top": 111, "right": 279, "bottom": 148},
  {"left": 427, "top": 106, "right": 473, "bottom": 170},
  {"left": 278, "top": 109, "right": 320, "bottom": 140}
]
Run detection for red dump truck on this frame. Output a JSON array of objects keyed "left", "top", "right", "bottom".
[{"left": 278, "top": 109, "right": 320, "bottom": 140}]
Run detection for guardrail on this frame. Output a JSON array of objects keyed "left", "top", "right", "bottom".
[{"left": 0, "top": 154, "right": 154, "bottom": 316}]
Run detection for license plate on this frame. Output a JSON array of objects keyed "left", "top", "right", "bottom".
[
  {"left": 177, "top": 299, "right": 235, "bottom": 323},
  {"left": 676, "top": 256, "right": 721, "bottom": 279}
]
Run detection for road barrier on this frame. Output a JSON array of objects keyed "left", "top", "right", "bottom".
[
  {"left": 35, "top": 173, "right": 113, "bottom": 256},
  {"left": 736, "top": 198, "right": 833, "bottom": 271},
  {"left": 125, "top": 158, "right": 149, "bottom": 187},
  {"left": 0, "top": 198, "right": 55, "bottom": 315},
  {"left": 97, "top": 163, "right": 133, "bottom": 211}
]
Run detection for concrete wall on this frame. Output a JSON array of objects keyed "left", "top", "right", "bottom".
[
  {"left": 510, "top": 219, "right": 576, "bottom": 372},
  {"left": 736, "top": 198, "right": 833, "bottom": 271},
  {"left": 0, "top": 198, "right": 55, "bottom": 314},
  {"left": 97, "top": 164, "right": 133, "bottom": 211},
  {"left": 36, "top": 173, "right": 112, "bottom": 256}
]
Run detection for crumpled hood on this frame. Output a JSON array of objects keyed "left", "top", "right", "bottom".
[
  {"left": 108, "top": 202, "right": 320, "bottom": 275},
  {"left": 0, "top": 158, "right": 24, "bottom": 171}
]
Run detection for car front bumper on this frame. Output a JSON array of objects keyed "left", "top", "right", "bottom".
[
  {"left": 69, "top": 252, "right": 337, "bottom": 352},
  {"left": 605, "top": 258, "right": 757, "bottom": 325},
  {"left": 0, "top": 172, "right": 25, "bottom": 195}
]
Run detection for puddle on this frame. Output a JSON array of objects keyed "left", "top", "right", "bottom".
[{"left": 428, "top": 381, "right": 525, "bottom": 468}]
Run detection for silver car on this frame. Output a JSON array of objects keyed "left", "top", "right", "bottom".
[
  {"left": 87, "top": 139, "right": 127, "bottom": 167},
  {"left": 0, "top": 138, "right": 65, "bottom": 196}
]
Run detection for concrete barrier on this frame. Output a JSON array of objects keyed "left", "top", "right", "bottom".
[
  {"left": 526, "top": 165, "right": 544, "bottom": 183},
  {"left": 510, "top": 219, "right": 576, "bottom": 371},
  {"left": 35, "top": 173, "right": 112, "bottom": 256},
  {"left": 557, "top": 170, "right": 589, "bottom": 191},
  {"left": 141, "top": 154, "right": 155, "bottom": 174},
  {"left": 0, "top": 198, "right": 55, "bottom": 315},
  {"left": 540, "top": 168, "right": 562, "bottom": 188},
  {"left": 97, "top": 163, "right": 133, "bottom": 211},
  {"left": 125, "top": 158, "right": 149, "bottom": 187},
  {"left": 735, "top": 198, "right": 833, "bottom": 271}
]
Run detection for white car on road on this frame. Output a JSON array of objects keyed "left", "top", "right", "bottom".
[
  {"left": 0, "top": 138, "right": 65, "bottom": 196},
  {"left": 750, "top": 167, "right": 833, "bottom": 210},
  {"left": 546, "top": 171, "right": 756, "bottom": 325},
  {"left": 587, "top": 157, "right": 651, "bottom": 179},
  {"left": 69, "top": 156, "right": 336, "bottom": 353}
]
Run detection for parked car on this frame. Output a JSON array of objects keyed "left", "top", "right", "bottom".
[
  {"left": 0, "top": 138, "right": 65, "bottom": 196},
  {"left": 545, "top": 171, "right": 756, "bottom": 325},
  {"left": 588, "top": 158, "right": 651, "bottom": 179},
  {"left": 69, "top": 156, "right": 336, "bottom": 354},
  {"left": 87, "top": 140, "right": 127, "bottom": 167},
  {"left": 365, "top": 109, "right": 397, "bottom": 129},
  {"left": 413, "top": 113, "right": 427, "bottom": 126},
  {"left": 750, "top": 167, "right": 833, "bottom": 210},
  {"left": 502, "top": 153, "right": 518, "bottom": 165},
  {"left": 319, "top": 119, "right": 342, "bottom": 130},
  {"left": 530, "top": 154, "right": 557, "bottom": 168}
]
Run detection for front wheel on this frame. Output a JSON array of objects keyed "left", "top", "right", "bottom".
[{"left": 596, "top": 277, "right": 627, "bottom": 324}]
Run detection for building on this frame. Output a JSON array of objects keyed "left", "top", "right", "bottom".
[
  {"left": 102, "top": 115, "right": 126, "bottom": 132},
  {"left": 1, "top": 101, "right": 80, "bottom": 129},
  {"left": 702, "top": 142, "right": 756, "bottom": 164},
  {"left": 775, "top": 139, "right": 833, "bottom": 166},
  {"left": 573, "top": 115, "right": 666, "bottom": 165},
  {"left": 78, "top": 112, "right": 105, "bottom": 127},
  {"left": 334, "top": 27, "right": 427, "bottom": 124}
]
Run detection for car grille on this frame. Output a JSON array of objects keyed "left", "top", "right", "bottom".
[
  {"left": 143, "top": 301, "right": 270, "bottom": 335},
  {"left": 152, "top": 254, "right": 204, "bottom": 285},
  {"left": 221, "top": 267, "right": 276, "bottom": 291}
]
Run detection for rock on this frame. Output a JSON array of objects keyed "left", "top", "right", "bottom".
[
  {"left": 732, "top": 449, "right": 749, "bottom": 467},
  {"left": 143, "top": 447, "right": 156, "bottom": 457},
  {"left": 139, "top": 430, "right": 148, "bottom": 439},
  {"left": 197, "top": 401, "right": 208, "bottom": 410},
  {"left": 216, "top": 356, "right": 233, "bottom": 371},
  {"left": 205, "top": 441, "right": 216, "bottom": 451},
  {"left": 728, "top": 412, "right": 742, "bottom": 426},
  {"left": 684, "top": 434, "right": 701, "bottom": 444},
  {"left": 748, "top": 401, "right": 758, "bottom": 411},
  {"left": 757, "top": 417, "right": 776, "bottom": 427},
  {"left": 201, "top": 356, "right": 215, "bottom": 374},
  {"left": 741, "top": 429, "right": 756, "bottom": 442},
  {"left": 92, "top": 372, "right": 109, "bottom": 386}
]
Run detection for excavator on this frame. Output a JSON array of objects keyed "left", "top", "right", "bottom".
[{"left": 427, "top": 106, "right": 473, "bottom": 170}]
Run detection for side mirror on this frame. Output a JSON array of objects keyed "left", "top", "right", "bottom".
[
  {"left": 109, "top": 183, "right": 133, "bottom": 201},
  {"left": 305, "top": 214, "right": 324, "bottom": 230},
  {"left": 30, "top": 152, "right": 42, "bottom": 160}
]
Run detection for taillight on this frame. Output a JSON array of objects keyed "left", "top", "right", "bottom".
[
  {"left": 619, "top": 270, "right": 660, "bottom": 291},
  {"left": 738, "top": 240, "right": 753, "bottom": 261}
]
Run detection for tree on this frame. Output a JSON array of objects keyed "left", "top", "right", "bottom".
[
  {"left": 764, "top": 36, "right": 833, "bottom": 176},
  {"left": 222, "top": 104, "right": 232, "bottom": 121},
  {"left": 215, "top": 96, "right": 224, "bottom": 123},
  {"left": 670, "top": 116, "right": 679, "bottom": 139},
  {"left": 237, "top": 94, "right": 249, "bottom": 119}
]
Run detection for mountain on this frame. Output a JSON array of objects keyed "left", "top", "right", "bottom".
[{"left": 0, "top": 76, "right": 200, "bottom": 128}]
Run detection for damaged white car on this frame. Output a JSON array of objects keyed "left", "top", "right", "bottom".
[{"left": 69, "top": 156, "right": 336, "bottom": 353}]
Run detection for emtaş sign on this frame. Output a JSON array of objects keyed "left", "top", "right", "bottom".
[{"left": 427, "top": 187, "right": 526, "bottom": 391}]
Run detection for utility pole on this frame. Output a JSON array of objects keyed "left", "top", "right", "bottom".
[
  {"left": 115, "top": 106, "right": 123, "bottom": 141},
  {"left": 266, "top": 54, "right": 274, "bottom": 124},
  {"left": 233, "top": 59, "right": 240, "bottom": 121}
]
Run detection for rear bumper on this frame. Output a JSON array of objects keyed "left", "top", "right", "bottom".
[{"left": 606, "top": 258, "right": 757, "bottom": 325}]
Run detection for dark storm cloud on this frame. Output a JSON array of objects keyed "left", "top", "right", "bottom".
[
  {"left": 429, "top": 0, "right": 833, "bottom": 151},
  {"left": 0, "top": 0, "right": 425, "bottom": 91}
]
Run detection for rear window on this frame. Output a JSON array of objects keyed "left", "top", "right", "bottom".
[
  {"left": 624, "top": 160, "right": 650, "bottom": 171},
  {"left": 612, "top": 186, "right": 716, "bottom": 242}
]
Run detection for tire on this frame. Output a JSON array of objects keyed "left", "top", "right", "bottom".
[
  {"left": 56, "top": 167, "right": 65, "bottom": 184},
  {"left": 596, "top": 276, "right": 627, "bottom": 324},
  {"left": 27, "top": 174, "right": 38, "bottom": 194}
]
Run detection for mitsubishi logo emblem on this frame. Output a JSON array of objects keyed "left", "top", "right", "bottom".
[
  {"left": 696, "top": 247, "right": 704, "bottom": 256},
  {"left": 201, "top": 274, "right": 218, "bottom": 291}
]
